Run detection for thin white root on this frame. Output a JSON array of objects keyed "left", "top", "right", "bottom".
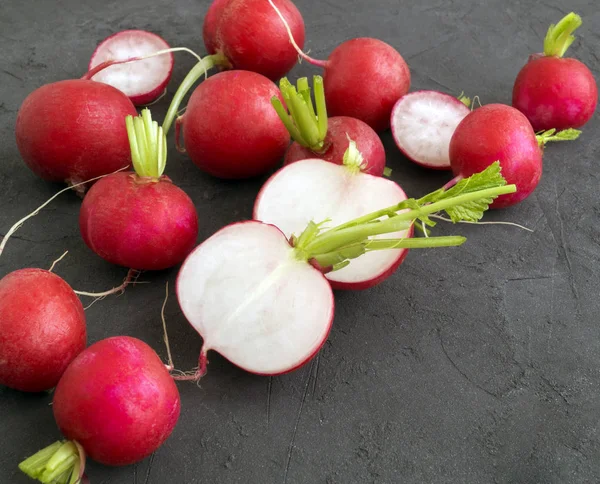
[
  {"left": 74, "top": 268, "right": 145, "bottom": 309},
  {"left": 429, "top": 214, "right": 534, "bottom": 232},
  {"left": 140, "top": 88, "right": 168, "bottom": 107},
  {"left": 48, "top": 250, "right": 69, "bottom": 272},
  {"left": 0, "top": 167, "right": 128, "bottom": 258},
  {"left": 161, "top": 281, "right": 175, "bottom": 370}
]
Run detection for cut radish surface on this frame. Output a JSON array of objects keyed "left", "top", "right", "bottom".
[
  {"left": 89, "top": 30, "right": 173, "bottom": 106},
  {"left": 176, "top": 222, "right": 334, "bottom": 375},
  {"left": 391, "top": 90, "right": 470, "bottom": 170},
  {"left": 254, "top": 159, "right": 411, "bottom": 289}
]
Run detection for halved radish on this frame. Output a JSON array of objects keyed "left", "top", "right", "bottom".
[
  {"left": 88, "top": 30, "right": 174, "bottom": 106},
  {"left": 391, "top": 90, "right": 470, "bottom": 170},
  {"left": 253, "top": 158, "right": 412, "bottom": 290},
  {"left": 175, "top": 164, "right": 517, "bottom": 378}
]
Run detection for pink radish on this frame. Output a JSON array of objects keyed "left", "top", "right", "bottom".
[
  {"left": 0, "top": 269, "right": 86, "bottom": 393},
  {"left": 175, "top": 70, "right": 290, "bottom": 179},
  {"left": 79, "top": 109, "right": 198, "bottom": 270},
  {"left": 15, "top": 79, "right": 137, "bottom": 188},
  {"left": 254, "top": 152, "right": 411, "bottom": 290},
  {"left": 448, "top": 103, "right": 580, "bottom": 208},
  {"left": 391, "top": 90, "right": 471, "bottom": 170},
  {"left": 177, "top": 165, "right": 516, "bottom": 378},
  {"left": 19, "top": 336, "right": 180, "bottom": 481},
  {"left": 512, "top": 12, "right": 598, "bottom": 131},
  {"left": 203, "top": 0, "right": 305, "bottom": 81},
  {"left": 272, "top": 76, "right": 386, "bottom": 176},
  {"left": 88, "top": 30, "right": 174, "bottom": 106}
]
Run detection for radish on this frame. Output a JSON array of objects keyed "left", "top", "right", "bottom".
[
  {"left": 19, "top": 336, "right": 180, "bottom": 482},
  {"left": 15, "top": 79, "right": 137, "bottom": 188},
  {"left": 0, "top": 269, "right": 85, "bottom": 393},
  {"left": 272, "top": 76, "right": 386, "bottom": 176},
  {"left": 88, "top": 30, "right": 174, "bottom": 106},
  {"left": 174, "top": 70, "right": 290, "bottom": 179},
  {"left": 391, "top": 90, "right": 471, "bottom": 170},
  {"left": 79, "top": 109, "right": 198, "bottom": 270},
  {"left": 254, "top": 146, "right": 411, "bottom": 289},
  {"left": 512, "top": 12, "right": 598, "bottom": 131},
  {"left": 448, "top": 103, "right": 580, "bottom": 208},
  {"left": 177, "top": 164, "right": 517, "bottom": 378}
]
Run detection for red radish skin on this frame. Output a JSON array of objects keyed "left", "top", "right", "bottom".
[
  {"left": 203, "top": 0, "right": 305, "bottom": 81},
  {"left": 512, "top": 56, "right": 597, "bottom": 131},
  {"left": 79, "top": 172, "right": 198, "bottom": 270},
  {"left": 0, "top": 269, "right": 86, "bottom": 393},
  {"left": 179, "top": 70, "right": 290, "bottom": 179},
  {"left": 15, "top": 80, "right": 137, "bottom": 185},
  {"left": 53, "top": 336, "right": 180, "bottom": 466},
  {"left": 449, "top": 104, "right": 542, "bottom": 208},
  {"left": 391, "top": 90, "right": 471, "bottom": 170},
  {"left": 176, "top": 221, "right": 334, "bottom": 376},
  {"left": 322, "top": 38, "right": 410, "bottom": 133},
  {"left": 88, "top": 30, "right": 174, "bottom": 106},
  {"left": 284, "top": 116, "right": 386, "bottom": 176}
]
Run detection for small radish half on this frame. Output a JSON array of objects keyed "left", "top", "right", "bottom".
[
  {"left": 391, "top": 90, "right": 471, "bottom": 170},
  {"left": 254, "top": 157, "right": 412, "bottom": 289},
  {"left": 89, "top": 30, "right": 174, "bottom": 106}
]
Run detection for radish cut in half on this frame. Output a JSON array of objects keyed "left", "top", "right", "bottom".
[
  {"left": 254, "top": 159, "right": 412, "bottom": 290},
  {"left": 89, "top": 30, "right": 174, "bottom": 106},
  {"left": 391, "top": 90, "right": 470, "bottom": 170},
  {"left": 176, "top": 222, "right": 334, "bottom": 376}
]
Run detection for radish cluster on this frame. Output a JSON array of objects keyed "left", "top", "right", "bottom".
[{"left": 5, "top": 2, "right": 597, "bottom": 484}]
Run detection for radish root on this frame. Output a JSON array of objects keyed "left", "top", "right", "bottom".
[
  {"left": 429, "top": 214, "right": 533, "bottom": 232},
  {"left": 48, "top": 250, "right": 69, "bottom": 272},
  {"left": 161, "top": 281, "right": 175, "bottom": 371}
]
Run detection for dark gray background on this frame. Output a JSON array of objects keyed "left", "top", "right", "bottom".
[{"left": 1, "top": 0, "right": 600, "bottom": 483}]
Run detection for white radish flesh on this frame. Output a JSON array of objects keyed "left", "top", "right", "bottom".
[
  {"left": 391, "top": 90, "right": 470, "bottom": 170},
  {"left": 89, "top": 30, "right": 173, "bottom": 105},
  {"left": 176, "top": 222, "right": 334, "bottom": 375},
  {"left": 253, "top": 159, "right": 411, "bottom": 289}
]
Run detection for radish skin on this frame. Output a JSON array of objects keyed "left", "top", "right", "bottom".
[{"left": 0, "top": 269, "right": 86, "bottom": 393}]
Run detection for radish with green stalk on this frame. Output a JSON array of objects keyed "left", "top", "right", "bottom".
[
  {"left": 272, "top": 76, "right": 387, "bottom": 176},
  {"left": 177, "top": 164, "right": 517, "bottom": 378},
  {"left": 512, "top": 12, "right": 598, "bottom": 131},
  {"left": 79, "top": 109, "right": 198, "bottom": 270}
]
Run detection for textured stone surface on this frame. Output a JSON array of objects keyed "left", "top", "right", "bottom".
[{"left": 1, "top": 0, "right": 600, "bottom": 482}]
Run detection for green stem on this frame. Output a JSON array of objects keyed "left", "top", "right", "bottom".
[
  {"left": 126, "top": 109, "right": 167, "bottom": 178},
  {"left": 272, "top": 75, "right": 328, "bottom": 152},
  {"left": 457, "top": 92, "right": 472, "bottom": 108},
  {"left": 536, "top": 128, "right": 581, "bottom": 148},
  {"left": 162, "top": 53, "right": 231, "bottom": 135},
  {"left": 543, "top": 12, "right": 582, "bottom": 57},
  {"left": 19, "top": 441, "right": 83, "bottom": 484}
]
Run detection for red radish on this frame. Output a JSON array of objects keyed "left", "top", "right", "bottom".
[
  {"left": 254, "top": 154, "right": 412, "bottom": 290},
  {"left": 391, "top": 90, "right": 471, "bottom": 170},
  {"left": 88, "top": 30, "right": 174, "bottom": 106},
  {"left": 448, "top": 104, "right": 580, "bottom": 208},
  {"left": 203, "top": 0, "right": 305, "bottom": 81},
  {"left": 272, "top": 76, "right": 386, "bottom": 176},
  {"left": 177, "top": 166, "right": 516, "bottom": 378},
  {"left": 0, "top": 269, "right": 85, "bottom": 393},
  {"left": 19, "top": 337, "right": 180, "bottom": 481},
  {"left": 15, "top": 80, "right": 137, "bottom": 187},
  {"left": 175, "top": 70, "right": 290, "bottom": 179},
  {"left": 512, "top": 12, "right": 598, "bottom": 131},
  {"left": 79, "top": 109, "right": 198, "bottom": 270}
]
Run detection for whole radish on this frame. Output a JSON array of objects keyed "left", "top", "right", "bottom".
[
  {"left": 203, "top": 0, "right": 305, "bottom": 81},
  {"left": 449, "top": 104, "right": 580, "bottom": 208},
  {"left": 272, "top": 76, "right": 387, "bottom": 176},
  {"left": 80, "top": 110, "right": 198, "bottom": 270},
  {"left": 15, "top": 80, "right": 137, "bottom": 187},
  {"left": 88, "top": 30, "right": 174, "bottom": 106},
  {"left": 512, "top": 12, "right": 598, "bottom": 131},
  {"left": 391, "top": 90, "right": 471, "bottom": 170},
  {"left": 19, "top": 336, "right": 180, "bottom": 482},
  {"left": 177, "top": 165, "right": 516, "bottom": 379},
  {"left": 175, "top": 70, "right": 290, "bottom": 179},
  {"left": 0, "top": 269, "right": 85, "bottom": 393}
]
